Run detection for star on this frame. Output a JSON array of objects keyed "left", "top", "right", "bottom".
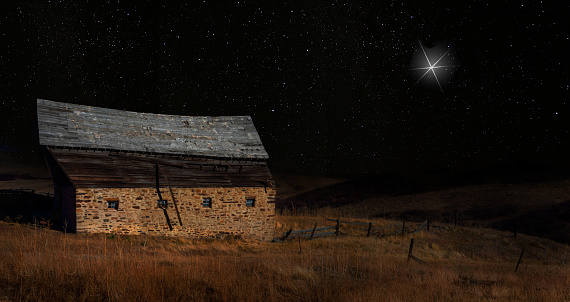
[{"left": 409, "top": 40, "right": 458, "bottom": 92}]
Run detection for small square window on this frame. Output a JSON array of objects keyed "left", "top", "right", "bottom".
[
  {"left": 202, "top": 198, "right": 212, "bottom": 208},
  {"left": 107, "top": 200, "right": 119, "bottom": 210},
  {"left": 246, "top": 198, "right": 255, "bottom": 207},
  {"left": 157, "top": 199, "right": 168, "bottom": 208}
]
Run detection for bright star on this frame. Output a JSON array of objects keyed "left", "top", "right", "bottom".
[{"left": 409, "top": 40, "right": 459, "bottom": 92}]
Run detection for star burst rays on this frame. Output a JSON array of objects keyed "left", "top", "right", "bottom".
[{"left": 410, "top": 40, "right": 458, "bottom": 92}]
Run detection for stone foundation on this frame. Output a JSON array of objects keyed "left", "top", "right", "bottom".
[{"left": 74, "top": 187, "right": 276, "bottom": 241}]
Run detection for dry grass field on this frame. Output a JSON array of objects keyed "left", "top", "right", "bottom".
[
  {"left": 1, "top": 160, "right": 569, "bottom": 301},
  {"left": 281, "top": 174, "right": 570, "bottom": 244},
  {"left": 1, "top": 213, "right": 569, "bottom": 302}
]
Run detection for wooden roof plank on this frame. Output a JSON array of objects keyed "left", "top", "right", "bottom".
[
  {"left": 48, "top": 149, "right": 273, "bottom": 188},
  {"left": 37, "top": 99, "right": 269, "bottom": 159}
]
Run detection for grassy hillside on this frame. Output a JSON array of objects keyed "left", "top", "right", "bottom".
[
  {"left": 0, "top": 164, "right": 568, "bottom": 300},
  {"left": 273, "top": 174, "right": 345, "bottom": 200},
  {"left": 280, "top": 174, "right": 570, "bottom": 244},
  {"left": 1, "top": 214, "right": 569, "bottom": 302}
]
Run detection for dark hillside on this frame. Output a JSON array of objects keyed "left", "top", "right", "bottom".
[{"left": 279, "top": 165, "right": 570, "bottom": 243}]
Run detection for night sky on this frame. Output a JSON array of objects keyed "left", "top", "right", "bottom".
[{"left": 2, "top": 1, "right": 569, "bottom": 176}]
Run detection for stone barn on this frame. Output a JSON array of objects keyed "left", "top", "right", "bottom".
[{"left": 37, "top": 99, "right": 275, "bottom": 241}]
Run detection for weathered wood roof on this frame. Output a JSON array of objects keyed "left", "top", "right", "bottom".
[
  {"left": 46, "top": 148, "right": 274, "bottom": 188},
  {"left": 37, "top": 99, "right": 269, "bottom": 159}
]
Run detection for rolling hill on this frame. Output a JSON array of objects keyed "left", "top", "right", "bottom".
[{"left": 277, "top": 167, "right": 570, "bottom": 243}]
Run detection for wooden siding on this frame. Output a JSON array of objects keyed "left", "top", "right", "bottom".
[
  {"left": 37, "top": 99, "right": 269, "bottom": 159},
  {"left": 46, "top": 148, "right": 274, "bottom": 189}
]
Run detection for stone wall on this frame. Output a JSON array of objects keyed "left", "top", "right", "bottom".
[{"left": 75, "top": 186, "right": 276, "bottom": 241}]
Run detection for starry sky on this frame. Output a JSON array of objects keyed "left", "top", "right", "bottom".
[{"left": 2, "top": 1, "right": 569, "bottom": 176}]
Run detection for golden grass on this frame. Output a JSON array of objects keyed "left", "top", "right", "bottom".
[{"left": 1, "top": 215, "right": 569, "bottom": 302}]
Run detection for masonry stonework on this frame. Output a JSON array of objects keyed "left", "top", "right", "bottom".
[{"left": 75, "top": 187, "right": 276, "bottom": 241}]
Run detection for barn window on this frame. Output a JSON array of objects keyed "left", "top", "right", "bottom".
[
  {"left": 202, "top": 198, "right": 212, "bottom": 208},
  {"left": 157, "top": 199, "right": 168, "bottom": 208},
  {"left": 107, "top": 200, "right": 119, "bottom": 210},
  {"left": 246, "top": 198, "right": 255, "bottom": 207}
]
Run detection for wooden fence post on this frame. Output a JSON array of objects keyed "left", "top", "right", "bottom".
[
  {"left": 407, "top": 238, "right": 414, "bottom": 264},
  {"left": 335, "top": 218, "right": 340, "bottom": 237},
  {"left": 407, "top": 238, "right": 426, "bottom": 265},
  {"left": 310, "top": 222, "right": 317, "bottom": 240},
  {"left": 515, "top": 249, "right": 525, "bottom": 272},
  {"left": 367, "top": 222, "right": 372, "bottom": 237}
]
